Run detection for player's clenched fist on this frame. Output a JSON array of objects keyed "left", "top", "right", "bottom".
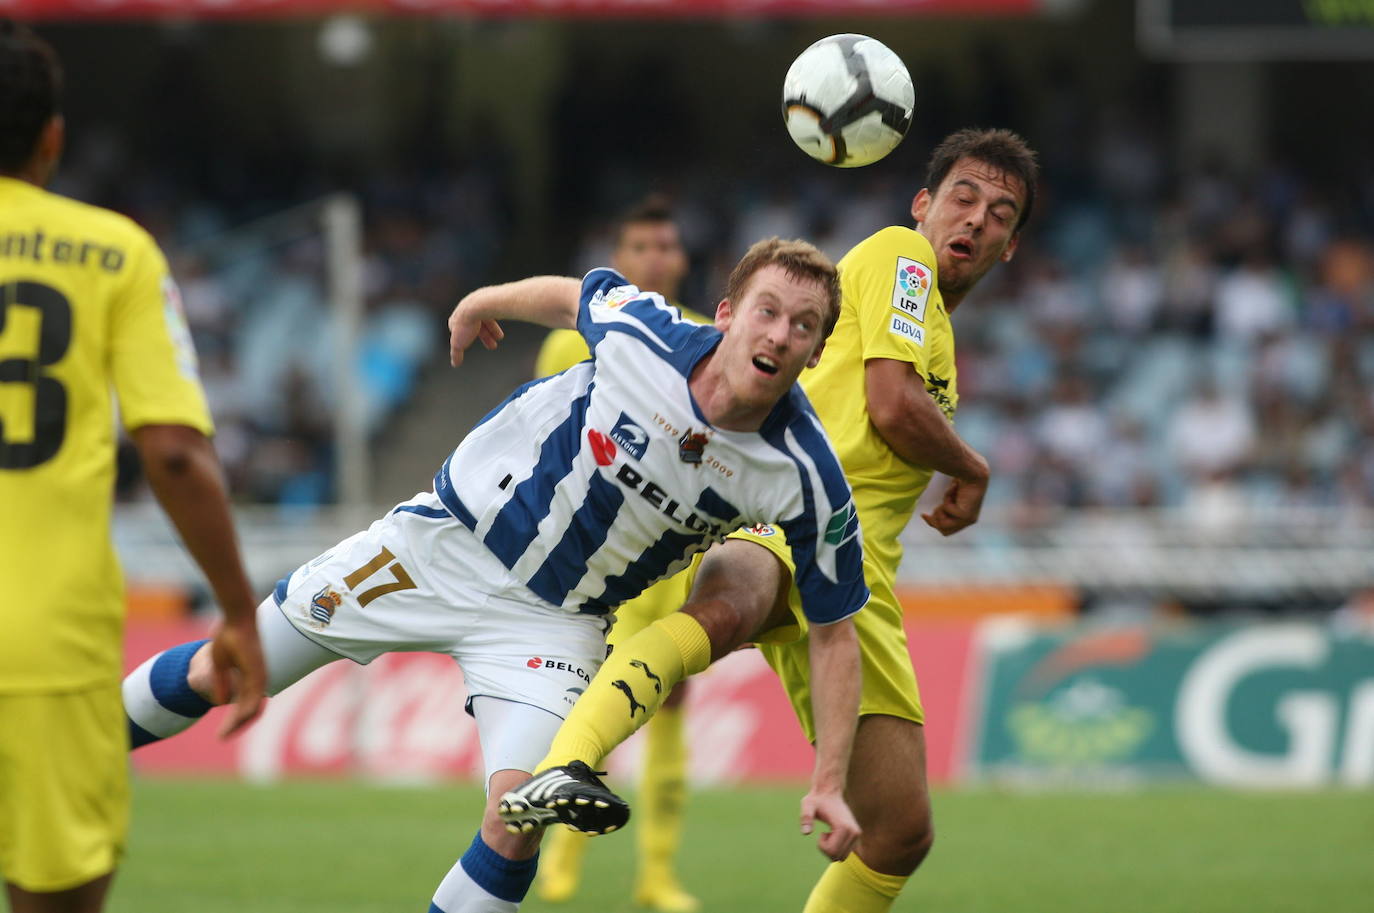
[
  {"left": 209, "top": 619, "right": 267, "bottom": 739},
  {"left": 921, "top": 471, "right": 988, "bottom": 537},
  {"left": 800, "top": 789, "right": 862, "bottom": 862}
]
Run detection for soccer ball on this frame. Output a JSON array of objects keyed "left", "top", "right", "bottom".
[{"left": 782, "top": 34, "right": 914, "bottom": 168}]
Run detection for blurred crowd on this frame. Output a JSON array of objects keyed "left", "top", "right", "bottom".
[
  {"left": 941, "top": 149, "right": 1374, "bottom": 522},
  {"left": 74, "top": 92, "right": 1371, "bottom": 520},
  {"left": 573, "top": 170, "right": 1374, "bottom": 524},
  {"left": 69, "top": 138, "right": 512, "bottom": 505}
]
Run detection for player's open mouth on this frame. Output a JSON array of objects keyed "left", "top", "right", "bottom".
[
  {"left": 752, "top": 355, "right": 780, "bottom": 376},
  {"left": 949, "top": 240, "right": 973, "bottom": 260}
]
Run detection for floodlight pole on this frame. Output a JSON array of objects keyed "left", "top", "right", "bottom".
[{"left": 324, "top": 194, "right": 369, "bottom": 521}]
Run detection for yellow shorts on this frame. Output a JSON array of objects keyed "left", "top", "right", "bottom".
[
  {"left": 724, "top": 526, "right": 924, "bottom": 743},
  {"left": 609, "top": 571, "right": 693, "bottom": 648},
  {"left": 0, "top": 684, "right": 129, "bottom": 892}
]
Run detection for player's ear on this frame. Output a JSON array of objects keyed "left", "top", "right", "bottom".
[
  {"left": 805, "top": 338, "right": 826, "bottom": 370},
  {"left": 714, "top": 298, "right": 733, "bottom": 332},
  {"left": 33, "top": 115, "right": 64, "bottom": 185},
  {"left": 911, "top": 188, "right": 931, "bottom": 225},
  {"left": 1000, "top": 232, "right": 1021, "bottom": 263}
]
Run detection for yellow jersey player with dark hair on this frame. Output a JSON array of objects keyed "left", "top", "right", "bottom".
[
  {"left": 0, "top": 20, "right": 265, "bottom": 913},
  {"left": 534, "top": 198, "right": 708, "bottom": 913},
  {"left": 503, "top": 129, "right": 1039, "bottom": 913}
]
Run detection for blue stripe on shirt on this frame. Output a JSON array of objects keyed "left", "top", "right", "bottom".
[
  {"left": 584, "top": 486, "right": 737, "bottom": 611},
  {"left": 484, "top": 383, "right": 595, "bottom": 568},
  {"left": 392, "top": 503, "right": 451, "bottom": 520},
  {"left": 791, "top": 410, "right": 856, "bottom": 510},
  {"left": 594, "top": 317, "right": 719, "bottom": 380},
  {"left": 696, "top": 485, "right": 741, "bottom": 525},
  {"left": 525, "top": 470, "right": 625, "bottom": 606},
  {"left": 761, "top": 418, "right": 822, "bottom": 609},
  {"left": 589, "top": 528, "right": 705, "bottom": 612},
  {"left": 576, "top": 268, "right": 720, "bottom": 378},
  {"left": 765, "top": 414, "right": 868, "bottom": 626}
]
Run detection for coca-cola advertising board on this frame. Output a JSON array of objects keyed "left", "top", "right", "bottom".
[{"left": 127, "top": 619, "right": 977, "bottom": 783}]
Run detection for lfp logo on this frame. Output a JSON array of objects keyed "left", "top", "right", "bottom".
[
  {"left": 892, "top": 257, "right": 931, "bottom": 322},
  {"left": 901, "top": 262, "right": 929, "bottom": 293}
]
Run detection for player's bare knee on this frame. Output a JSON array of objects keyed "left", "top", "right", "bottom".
[
  {"left": 903, "top": 818, "right": 935, "bottom": 870},
  {"left": 184, "top": 642, "right": 225, "bottom": 705},
  {"left": 686, "top": 545, "right": 788, "bottom": 656},
  {"left": 864, "top": 812, "right": 935, "bottom": 875},
  {"left": 697, "top": 539, "right": 785, "bottom": 599},
  {"left": 680, "top": 598, "right": 753, "bottom": 661}
]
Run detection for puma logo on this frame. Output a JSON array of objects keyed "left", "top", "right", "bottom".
[
  {"left": 612, "top": 679, "right": 647, "bottom": 718},
  {"left": 630, "top": 660, "right": 663, "bottom": 694}
]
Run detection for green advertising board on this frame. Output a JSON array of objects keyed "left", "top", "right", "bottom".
[{"left": 971, "top": 622, "right": 1374, "bottom": 786}]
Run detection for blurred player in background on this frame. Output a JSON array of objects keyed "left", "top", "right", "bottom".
[
  {"left": 533, "top": 197, "right": 706, "bottom": 913},
  {"left": 506, "top": 128, "right": 1038, "bottom": 913},
  {"left": 0, "top": 20, "right": 266, "bottom": 913},
  {"left": 124, "top": 238, "right": 867, "bottom": 913}
]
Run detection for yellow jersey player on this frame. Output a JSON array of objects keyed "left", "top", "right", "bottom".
[
  {"left": 534, "top": 198, "right": 709, "bottom": 913},
  {"left": 505, "top": 129, "right": 1039, "bottom": 913},
  {"left": 0, "top": 21, "right": 265, "bottom": 913}
]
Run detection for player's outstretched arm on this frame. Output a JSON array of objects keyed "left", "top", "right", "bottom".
[
  {"left": 132, "top": 424, "right": 266, "bottom": 738},
  {"left": 800, "top": 616, "right": 862, "bottom": 861},
  {"left": 448, "top": 276, "right": 582, "bottom": 366},
  {"left": 866, "top": 356, "right": 989, "bottom": 536}
]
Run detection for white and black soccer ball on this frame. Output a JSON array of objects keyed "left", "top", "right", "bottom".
[{"left": 782, "top": 34, "right": 914, "bottom": 168}]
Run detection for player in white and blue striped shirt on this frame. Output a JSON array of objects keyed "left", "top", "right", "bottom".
[
  {"left": 122, "top": 238, "right": 867, "bottom": 913},
  {"left": 436, "top": 263, "right": 862, "bottom": 625}
]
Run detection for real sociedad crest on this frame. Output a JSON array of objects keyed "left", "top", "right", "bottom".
[
  {"left": 678, "top": 428, "right": 709, "bottom": 464},
  {"left": 309, "top": 586, "right": 343, "bottom": 628}
]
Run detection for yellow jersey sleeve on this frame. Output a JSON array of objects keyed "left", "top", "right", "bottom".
[
  {"left": 840, "top": 225, "right": 939, "bottom": 379},
  {"left": 109, "top": 233, "right": 213, "bottom": 435},
  {"left": 533, "top": 302, "right": 711, "bottom": 379}
]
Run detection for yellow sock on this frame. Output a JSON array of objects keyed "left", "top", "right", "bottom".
[
  {"left": 539, "top": 613, "right": 711, "bottom": 771},
  {"left": 802, "top": 852, "right": 908, "bottom": 913},
  {"left": 536, "top": 825, "right": 590, "bottom": 903},
  {"left": 637, "top": 703, "right": 688, "bottom": 879}
]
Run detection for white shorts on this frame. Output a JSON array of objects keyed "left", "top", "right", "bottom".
[{"left": 272, "top": 498, "right": 610, "bottom": 720}]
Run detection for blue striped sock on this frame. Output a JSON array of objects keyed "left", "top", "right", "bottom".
[
  {"left": 428, "top": 831, "right": 538, "bottom": 911},
  {"left": 125, "top": 639, "right": 212, "bottom": 748},
  {"left": 128, "top": 717, "right": 160, "bottom": 749},
  {"left": 458, "top": 832, "right": 538, "bottom": 903}
]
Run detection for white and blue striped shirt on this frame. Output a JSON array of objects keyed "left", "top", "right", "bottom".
[{"left": 429, "top": 268, "right": 867, "bottom": 625}]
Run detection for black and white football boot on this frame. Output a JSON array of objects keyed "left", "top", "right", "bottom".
[{"left": 498, "top": 761, "right": 631, "bottom": 835}]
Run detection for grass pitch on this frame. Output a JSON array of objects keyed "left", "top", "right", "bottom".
[{"left": 109, "top": 779, "right": 1372, "bottom": 913}]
